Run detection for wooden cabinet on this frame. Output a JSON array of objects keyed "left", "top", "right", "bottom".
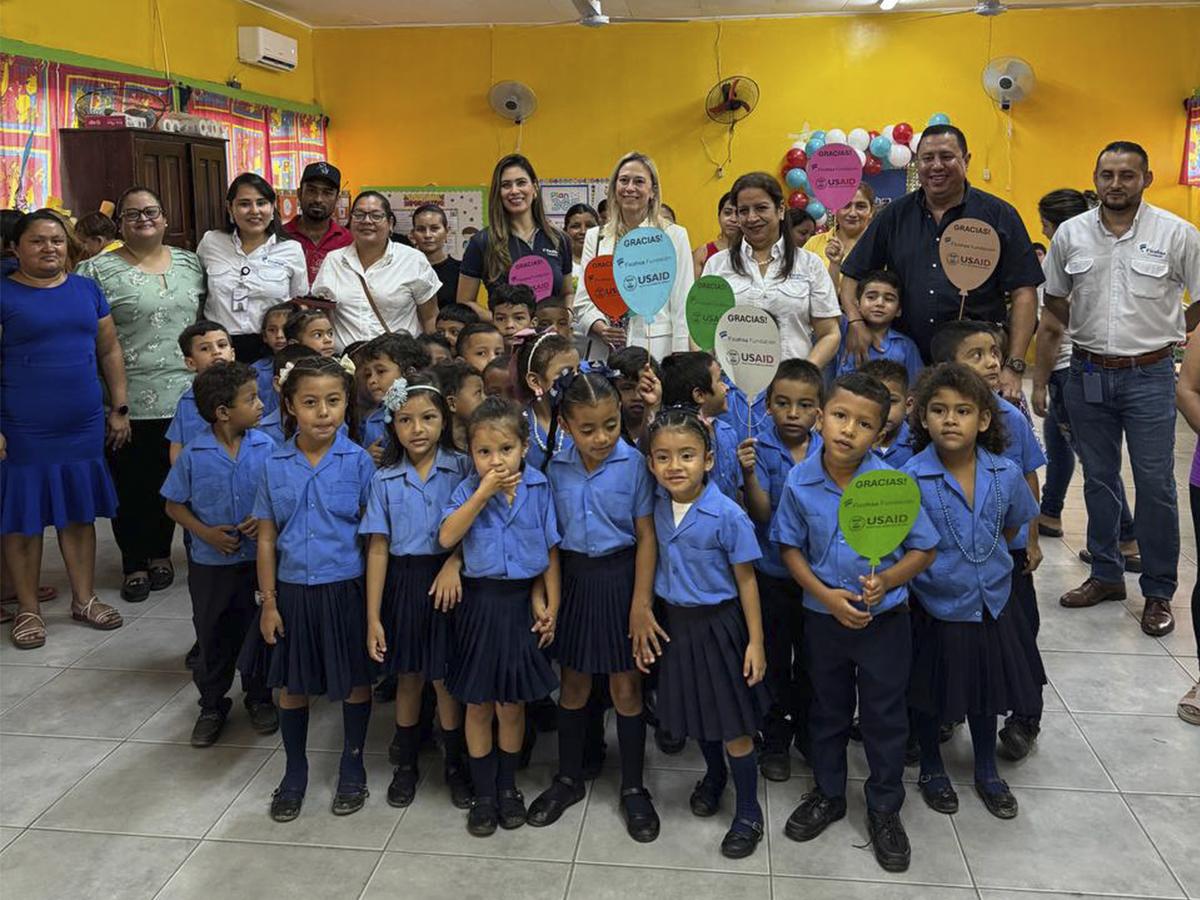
[{"left": 59, "top": 129, "right": 228, "bottom": 250}]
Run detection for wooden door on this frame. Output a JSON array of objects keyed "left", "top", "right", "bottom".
[
  {"left": 133, "top": 136, "right": 192, "bottom": 248},
  {"left": 189, "top": 143, "right": 228, "bottom": 245}
]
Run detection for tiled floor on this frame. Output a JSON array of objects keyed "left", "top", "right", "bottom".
[{"left": 1, "top": 409, "right": 1197, "bottom": 900}]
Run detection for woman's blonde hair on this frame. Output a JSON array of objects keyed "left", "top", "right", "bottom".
[
  {"left": 484, "top": 154, "right": 562, "bottom": 284},
  {"left": 602, "top": 151, "right": 668, "bottom": 243}
]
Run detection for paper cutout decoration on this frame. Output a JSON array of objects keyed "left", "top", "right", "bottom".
[
  {"left": 938, "top": 217, "right": 1000, "bottom": 318},
  {"left": 806, "top": 144, "right": 864, "bottom": 213},
  {"left": 613, "top": 227, "right": 676, "bottom": 318},
  {"left": 686, "top": 275, "right": 736, "bottom": 351},
  {"left": 713, "top": 305, "right": 781, "bottom": 398},
  {"left": 508, "top": 254, "right": 555, "bottom": 300},
  {"left": 583, "top": 254, "right": 627, "bottom": 319},
  {"left": 838, "top": 470, "right": 922, "bottom": 569}
]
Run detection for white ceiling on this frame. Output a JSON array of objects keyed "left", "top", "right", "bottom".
[{"left": 248, "top": 0, "right": 1191, "bottom": 27}]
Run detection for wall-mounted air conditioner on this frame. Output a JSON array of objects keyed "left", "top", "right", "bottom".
[{"left": 237, "top": 26, "right": 298, "bottom": 72}]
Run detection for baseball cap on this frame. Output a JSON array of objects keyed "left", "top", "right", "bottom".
[{"left": 300, "top": 161, "right": 341, "bottom": 190}]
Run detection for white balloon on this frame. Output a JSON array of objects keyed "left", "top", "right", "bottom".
[
  {"left": 909, "top": 130, "right": 923, "bottom": 153},
  {"left": 881, "top": 124, "right": 895, "bottom": 143},
  {"left": 854, "top": 148, "right": 867, "bottom": 166},
  {"left": 792, "top": 140, "right": 807, "bottom": 150},
  {"left": 847, "top": 128, "right": 870, "bottom": 152},
  {"left": 825, "top": 128, "right": 847, "bottom": 146},
  {"left": 714, "top": 305, "right": 782, "bottom": 397},
  {"left": 888, "top": 144, "right": 913, "bottom": 169}
]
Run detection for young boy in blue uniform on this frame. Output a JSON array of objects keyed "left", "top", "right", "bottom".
[
  {"left": 167, "top": 320, "right": 236, "bottom": 464},
  {"left": 739, "top": 359, "right": 823, "bottom": 781},
  {"left": 161, "top": 361, "right": 278, "bottom": 746},
  {"left": 661, "top": 351, "right": 742, "bottom": 502},
  {"left": 930, "top": 321, "right": 1047, "bottom": 760},
  {"left": 861, "top": 360, "right": 916, "bottom": 469},
  {"left": 833, "top": 270, "right": 923, "bottom": 382},
  {"left": 771, "top": 373, "right": 939, "bottom": 873}
]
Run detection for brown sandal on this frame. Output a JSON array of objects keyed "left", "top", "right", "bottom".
[
  {"left": 0, "top": 587, "right": 58, "bottom": 623},
  {"left": 11, "top": 611, "right": 46, "bottom": 649},
  {"left": 71, "top": 596, "right": 123, "bottom": 631}
]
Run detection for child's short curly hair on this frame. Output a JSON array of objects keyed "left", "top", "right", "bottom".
[{"left": 908, "top": 363, "right": 1007, "bottom": 455}]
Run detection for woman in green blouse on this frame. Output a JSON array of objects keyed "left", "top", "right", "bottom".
[{"left": 77, "top": 186, "right": 204, "bottom": 602}]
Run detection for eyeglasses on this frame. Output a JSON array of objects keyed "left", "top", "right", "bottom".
[
  {"left": 120, "top": 206, "right": 162, "bottom": 222},
  {"left": 350, "top": 210, "right": 388, "bottom": 223}
]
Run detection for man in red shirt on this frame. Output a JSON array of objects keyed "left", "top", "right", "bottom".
[{"left": 284, "top": 161, "right": 352, "bottom": 282}]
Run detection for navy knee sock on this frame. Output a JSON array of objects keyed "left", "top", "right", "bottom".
[
  {"left": 469, "top": 749, "right": 498, "bottom": 802},
  {"left": 968, "top": 714, "right": 1000, "bottom": 786},
  {"left": 339, "top": 699, "right": 371, "bottom": 787},
  {"left": 278, "top": 706, "right": 310, "bottom": 793},
  {"left": 699, "top": 739, "right": 727, "bottom": 786},
  {"left": 393, "top": 723, "right": 420, "bottom": 769},
  {"left": 442, "top": 726, "right": 467, "bottom": 770},
  {"left": 616, "top": 712, "right": 647, "bottom": 792},
  {"left": 497, "top": 749, "right": 521, "bottom": 792},
  {"left": 916, "top": 713, "right": 945, "bottom": 778},
  {"left": 556, "top": 706, "right": 588, "bottom": 781},
  {"left": 727, "top": 749, "right": 762, "bottom": 827}
]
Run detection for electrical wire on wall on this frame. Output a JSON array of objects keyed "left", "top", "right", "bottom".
[
  {"left": 700, "top": 20, "right": 734, "bottom": 179},
  {"left": 152, "top": 0, "right": 172, "bottom": 83}
]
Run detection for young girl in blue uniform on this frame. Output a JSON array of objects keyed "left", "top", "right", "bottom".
[
  {"left": 439, "top": 397, "right": 560, "bottom": 837},
  {"left": 361, "top": 372, "right": 474, "bottom": 809},
  {"left": 513, "top": 330, "right": 579, "bottom": 470},
  {"left": 284, "top": 308, "right": 336, "bottom": 358},
  {"left": 254, "top": 356, "right": 377, "bottom": 822},
  {"left": 258, "top": 346, "right": 319, "bottom": 446},
  {"left": 638, "top": 406, "right": 769, "bottom": 859},
  {"left": 253, "top": 301, "right": 293, "bottom": 418},
  {"left": 527, "top": 365, "right": 660, "bottom": 842},
  {"left": 902, "top": 364, "right": 1042, "bottom": 821},
  {"left": 357, "top": 333, "right": 434, "bottom": 461}
]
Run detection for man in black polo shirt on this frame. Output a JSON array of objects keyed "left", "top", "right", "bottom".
[{"left": 839, "top": 125, "right": 1044, "bottom": 399}]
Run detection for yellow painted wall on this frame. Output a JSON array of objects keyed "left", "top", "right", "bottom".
[
  {"left": 313, "top": 7, "right": 1200, "bottom": 239},
  {"left": 0, "top": 0, "right": 317, "bottom": 104}
]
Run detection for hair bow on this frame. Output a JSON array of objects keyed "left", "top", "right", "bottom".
[
  {"left": 382, "top": 378, "right": 410, "bottom": 423},
  {"left": 338, "top": 354, "right": 356, "bottom": 376},
  {"left": 578, "top": 360, "right": 621, "bottom": 381},
  {"left": 277, "top": 361, "right": 296, "bottom": 386}
]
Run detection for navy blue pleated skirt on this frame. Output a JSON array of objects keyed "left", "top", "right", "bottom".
[
  {"left": 447, "top": 576, "right": 558, "bottom": 705},
  {"left": 258, "top": 578, "right": 372, "bottom": 701},
  {"left": 908, "top": 597, "right": 1046, "bottom": 723},
  {"left": 378, "top": 553, "right": 456, "bottom": 680},
  {"left": 556, "top": 547, "right": 636, "bottom": 675},
  {"left": 656, "top": 598, "right": 770, "bottom": 743}
]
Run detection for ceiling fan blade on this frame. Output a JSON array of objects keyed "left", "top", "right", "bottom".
[{"left": 571, "top": 0, "right": 603, "bottom": 16}]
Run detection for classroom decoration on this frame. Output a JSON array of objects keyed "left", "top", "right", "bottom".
[
  {"left": 540, "top": 178, "right": 608, "bottom": 230},
  {"left": 928, "top": 112, "right": 951, "bottom": 126},
  {"left": 714, "top": 305, "right": 781, "bottom": 399},
  {"left": 583, "top": 254, "right": 627, "bottom": 319},
  {"left": 368, "top": 186, "right": 486, "bottom": 258},
  {"left": 685, "top": 275, "right": 736, "bottom": 351},
  {"left": 806, "top": 200, "right": 827, "bottom": 220},
  {"left": 613, "top": 227, "right": 676, "bottom": 318},
  {"left": 938, "top": 217, "right": 1001, "bottom": 318},
  {"left": 806, "top": 144, "right": 864, "bottom": 212},
  {"left": 847, "top": 128, "right": 871, "bottom": 152},
  {"left": 508, "top": 254, "right": 555, "bottom": 300},
  {"left": 787, "top": 190, "right": 809, "bottom": 209},
  {"left": 838, "top": 470, "right": 922, "bottom": 570},
  {"left": 785, "top": 167, "right": 809, "bottom": 190}
]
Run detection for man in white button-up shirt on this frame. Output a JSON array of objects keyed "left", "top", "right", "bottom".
[{"left": 1036, "top": 141, "right": 1200, "bottom": 638}]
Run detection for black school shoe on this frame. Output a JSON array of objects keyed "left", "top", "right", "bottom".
[
  {"left": 619, "top": 787, "right": 660, "bottom": 843},
  {"left": 246, "top": 700, "right": 278, "bottom": 735},
  {"left": 784, "top": 789, "right": 846, "bottom": 842},
  {"left": 689, "top": 774, "right": 726, "bottom": 817},
  {"left": 121, "top": 573, "right": 151, "bottom": 603},
  {"left": 867, "top": 810, "right": 911, "bottom": 872},
  {"left": 498, "top": 788, "right": 527, "bottom": 829},
  {"left": 270, "top": 787, "right": 304, "bottom": 822},
  {"left": 918, "top": 773, "right": 959, "bottom": 814},
  {"left": 387, "top": 765, "right": 419, "bottom": 808},
  {"left": 526, "top": 775, "right": 585, "bottom": 827},
  {"left": 758, "top": 728, "right": 792, "bottom": 782},
  {"left": 190, "top": 708, "right": 227, "bottom": 748},
  {"left": 720, "top": 818, "right": 764, "bottom": 859},
  {"left": 445, "top": 762, "right": 473, "bottom": 810},
  {"left": 331, "top": 783, "right": 369, "bottom": 816},
  {"left": 467, "top": 797, "right": 499, "bottom": 836},
  {"left": 997, "top": 716, "right": 1040, "bottom": 761},
  {"left": 975, "top": 779, "right": 1019, "bottom": 819}
]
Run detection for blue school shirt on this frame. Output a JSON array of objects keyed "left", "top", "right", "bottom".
[
  {"left": 771, "top": 450, "right": 939, "bottom": 616},
  {"left": 720, "top": 377, "right": 769, "bottom": 442},
  {"left": 712, "top": 418, "right": 744, "bottom": 502},
  {"left": 442, "top": 465, "right": 561, "bottom": 580},
  {"left": 873, "top": 419, "right": 915, "bottom": 469},
  {"left": 251, "top": 357, "right": 279, "bottom": 417},
  {"left": 252, "top": 430, "right": 375, "bottom": 585},
  {"left": 165, "top": 386, "right": 205, "bottom": 448},
  {"left": 996, "top": 395, "right": 1046, "bottom": 551},
  {"left": 834, "top": 324, "right": 924, "bottom": 384},
  {"left": 752, "top": 424, "right": 823, "bottom": 578},
  {"left": 258, "top": 406, "right": 285, "bottom": 446},
  {"left": 653, "top": 480, "right": 761, "bottom": 606},
  {"left": 546, "top": 439, "right": 655, "bottom": 556},
  {"left": 902, "top": 445, "right": 1039, "bottom": 622},
  {"left": 361, "top": 405, "right": 387, "bottom": 451},
  {"left": 160, "top": 427, "right": 276, "bottom": 566},
  {"left": 359, "top": 448, "right": 471, "bottom": 556},
  {"left": 524, "top": 407, "right": 574, "bottom": 472}
]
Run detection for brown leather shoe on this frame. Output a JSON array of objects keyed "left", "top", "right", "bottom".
[
  {"left": 1060, "top": 578, "right": 1126, "bottom": 608},
  {"left": 1140, "top": 598, "right": 1174, "bottom": 637}
]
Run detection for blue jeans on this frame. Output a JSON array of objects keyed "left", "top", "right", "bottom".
[
  {"left": 1043, "top": 368, "right": 1135, "bottom": 541},
  {"left": 1064, "top": 357, "right": 1178, "bottom": 597}
]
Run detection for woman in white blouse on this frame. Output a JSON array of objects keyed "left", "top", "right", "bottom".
[
  {"left": 313, "top": 191, "right": 440, "bottom": 351},
  {"left": 197, "top": 172, "right": 309, "bottom": 361},
  {"left": 703, "top": 171, "right": 841, "bottom": 366},
  {"left": 573, "top": 152, "right": 694, "bottom": 361}
]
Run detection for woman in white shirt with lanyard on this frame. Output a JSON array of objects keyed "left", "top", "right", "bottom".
[
  {"left": 703, "top": 171, "right": 841, "bottom": 366},
  {"left": 573, "top": 151, "right": 694, "bottom": 362},
  {"left": 197, "top": 172, "right": 309, "bottom": 361},
  {"left": 313, "top": 191, "right": 441, "bottom": 351}
]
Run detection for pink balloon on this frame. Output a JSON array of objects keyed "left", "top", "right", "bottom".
[{"left": 806, "top": 144, "right": 863, "bottom": 213}]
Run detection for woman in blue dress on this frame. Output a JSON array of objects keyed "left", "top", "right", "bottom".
[{"left": 1, "top": 210, "right": 128, "bottom": 649}]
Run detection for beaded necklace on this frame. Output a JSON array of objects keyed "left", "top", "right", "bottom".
[
  {"left": 525, "top": 405, "right": 564, "bottom": 455},
  {"left": 933, "top": 453, "right": 1005, "bottom": 565}
]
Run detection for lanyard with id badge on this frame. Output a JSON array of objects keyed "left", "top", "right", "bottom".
[{"left": 231, "top": 265, "right": 251, "bottom": 313}]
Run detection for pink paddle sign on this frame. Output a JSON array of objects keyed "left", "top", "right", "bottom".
[
  {"left": 508, "top": 254, "right": 555, "bottom": 300},
  {"left": 806, "top": 144, "right": 864, "bottom": 213}
]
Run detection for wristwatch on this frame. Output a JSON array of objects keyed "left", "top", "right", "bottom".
[
  {"left": 1003, "top": 358, "right": 1027, "bottom": 375},
  {"left": 113, "top": 404, "right": 130, "bottom": 416}
]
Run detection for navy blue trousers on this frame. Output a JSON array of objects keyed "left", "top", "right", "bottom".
[{"left": 189, "top": 561, "right": 270, "bottom": 712}]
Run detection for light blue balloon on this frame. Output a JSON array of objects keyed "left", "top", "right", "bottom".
[
  {"left": 613, "top": 226, "right": 677, "bottom": 319},
  {"left": 928, "top": 112, "right": 950, "bottom": 126},
  {"left": 869, "top": 134, "right": 892, "bottom": 158},
  {"left": 806, "top": 200, "right": 826, "bottom": 220},
  {"left": 805, "top": 137, "right": 825, "bottom": 157},
  {"left": 811, "top": 130, "right": 826, "bottom": 142},
  {"left": 785, "top": 167, "right": 809, "bottom": 190}
]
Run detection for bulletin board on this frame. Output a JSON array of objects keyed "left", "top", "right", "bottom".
[
  {"left": 361, "top": 185, "right": 487, "bottom": 258},
  {"left": 541, "top": 179, "right": 608, "bottom": 229}
]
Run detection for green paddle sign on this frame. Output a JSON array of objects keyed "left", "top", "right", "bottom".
[
  {"left": 837, "top": 470, "right": 922, "bottom": 567},
  {"left": 685, "top": 275, "right": 735, "bottom": 351}
]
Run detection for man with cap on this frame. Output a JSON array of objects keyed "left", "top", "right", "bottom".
[{"left": 284, "top": 161, "right": 353, "bottom": 283}]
